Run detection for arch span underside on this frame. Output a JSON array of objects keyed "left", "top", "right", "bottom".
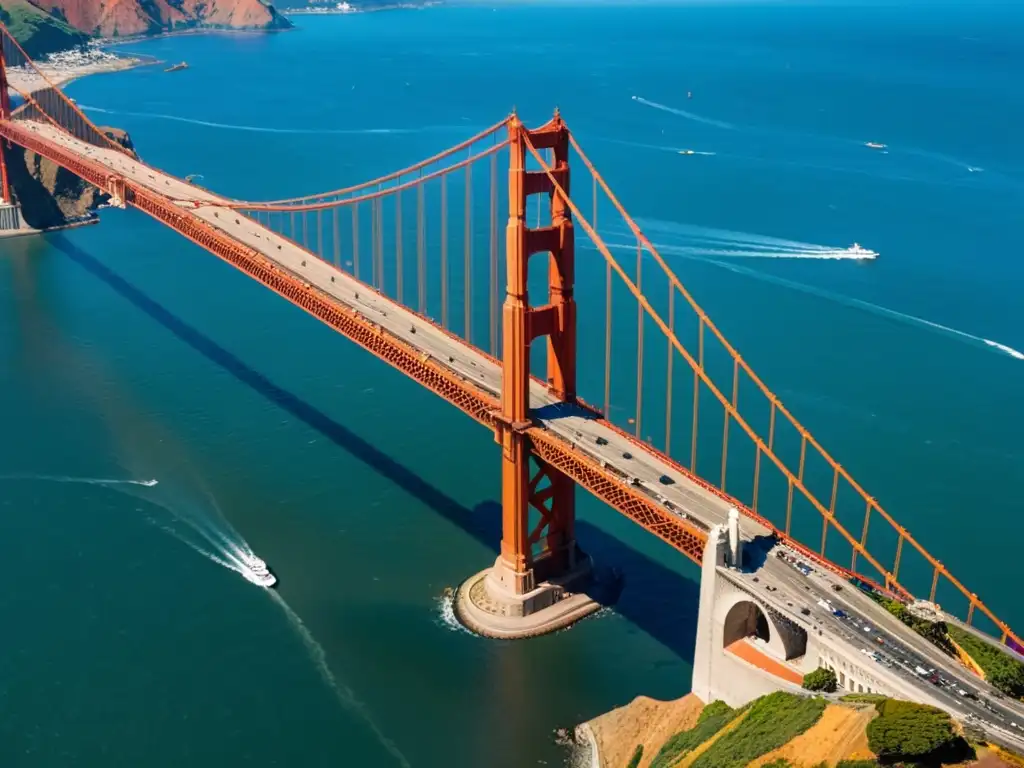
[{"left": 0, "top": 19, "right": 1016, "bottom": 647}]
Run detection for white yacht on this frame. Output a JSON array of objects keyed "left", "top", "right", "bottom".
[
  {"left": 865, "top": 142, "right": 886, "bottom": 150},
  {"left": 245, "top": 555, "right": 278, "bottom": 588},
  {"left": 847, "top": 242, "right": 879, "bottom": 259}
]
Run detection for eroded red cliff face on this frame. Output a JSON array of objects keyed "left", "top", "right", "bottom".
[{"left": 29, "top": 0, "right": 290, "bottom": 38}]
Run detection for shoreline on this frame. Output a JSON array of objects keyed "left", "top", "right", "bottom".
[
  {"left": 6, "top": 49, "right": 157, "bottom": 97},
  {"left": 96, "top": 25, "right": 294, "bottom": 48},
  {"left": 284, "top": 3, "right": 439, "bottom": 16}
]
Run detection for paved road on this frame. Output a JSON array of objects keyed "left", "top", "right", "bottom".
[
  {"left": 737, "top": 545, "right": 1024, "bottom": 751},
  {"left": 18, "top": 120, "right": 1022, "bottom": 751}
]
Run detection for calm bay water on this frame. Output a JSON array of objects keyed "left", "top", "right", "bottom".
[{"left": 2, "top": 2, "right": 1023, "bottom": 765}]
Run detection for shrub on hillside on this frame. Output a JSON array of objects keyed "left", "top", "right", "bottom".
[
  {"left": 949, "top": 626, "right": 1024, "bottom": 698},
  {"left": 866, "top": 699, "right": 969, "bottom": 763},
  {"left": 836, "top": 761, "right": 877, "bottom": 768},
  {"left": 625, "top": 743, "right": 643, "bottom": 768},
  {"left": 802, "top": 667, "right": 838, "bottom": 693},
  {"left": 882, "top": 600, "right": 954, "bottom": 654}
]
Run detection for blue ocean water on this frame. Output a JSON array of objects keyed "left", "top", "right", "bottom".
[{"left": 1, "top": 2, "right": 1022, "bottom": 765}]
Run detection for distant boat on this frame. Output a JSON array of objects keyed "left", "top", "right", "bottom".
[
  {"left": 165, "top": 62, "right": 188, "bottom": 73},
  {"left": 244, "top": 555, "right": 277, "bottom": 588},
  {"left": 679, "top": 149, "right": 695, "bottom": 155},
  {"left": 847, "top": 242, "right": 879, "bottom": 259},
  {"left": 865, "top": 142, "right": 886, "bottom": 150}
]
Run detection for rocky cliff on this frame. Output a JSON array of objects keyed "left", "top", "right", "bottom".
[
  {"left": 3, "top": 125, "right": 137, "bottom": 230},
  {"left": 17, "top": 0, "right": 291, "bottom": 39}
]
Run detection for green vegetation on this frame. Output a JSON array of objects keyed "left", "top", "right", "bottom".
[
  {"left": 802, "top": 667, "right": 838, "bottom": 693},
  {"left": 836, "top": 760, "right": 877, "bottom": 768},
  {"left": 689, "top": 692, "right": 826, "bottom": 768},
  {"left": 625, "top": 743, "right": 643, "bottom": 768},
  {"left": 0, "top": 0, "right": 88, "bottom": 58},
  {"left": 761, "top": 760, "right": 795, "bottom": 768},
  {"left": 648, "top": 700, "right": 736, "bottom": 768},
  {"left": 866, "top": 698, "right": 971, "bottom": 764},
  {"left": 948, "top": 626, "right": 1024, "bottom": 698},
  {"left": 880, "top": 599, "right": 955, "bottom": 655}
]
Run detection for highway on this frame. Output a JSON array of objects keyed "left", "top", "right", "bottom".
[{"left": 737, "top": 544, "right": 1024, "bottom": 752}]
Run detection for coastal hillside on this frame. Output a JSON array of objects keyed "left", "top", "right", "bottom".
[
  {"left": 585, "top": 691, "right": 1021, "bottom": 768},
  {"left": 0, "top": 0, "right": 88, "bottom": 57},
  {"left": 14, "top": 0, "right": 291, "bottom": 38}
]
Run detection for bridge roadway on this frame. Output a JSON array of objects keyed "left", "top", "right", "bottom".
[
  {"left": 12, "top": 120, "right": 769, "bottom": 550},
  {"left": 11, "top": 120, "right": 1024, "bottom": 750}
]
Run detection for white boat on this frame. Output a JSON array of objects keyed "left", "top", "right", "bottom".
[
  {"left": 245, "top": 555, "right": 278, "bottom": 588},
  {"left": 847, "top": 242, "right": 878, "bottom": 259},
  {"left": 865, "top": 142, "right": 886, "bottom": 150},
  {"left": 679, "top": 149, "right": 695, "bottom": 155}
]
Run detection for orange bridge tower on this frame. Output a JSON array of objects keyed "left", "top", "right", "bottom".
[{"left": 453, "top": 112, "right": 611, "bottom": 638}]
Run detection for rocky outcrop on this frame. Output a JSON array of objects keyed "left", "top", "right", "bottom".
[
  {"left": 22, "top": 0, "right": 291, "bottom": 39},
  {"left": 3, "top": 125, "right": 137, "bottom": 230}
]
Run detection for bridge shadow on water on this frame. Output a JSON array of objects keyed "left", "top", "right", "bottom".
[{"left": 53, "top": 236, "right": 701, "bottom": 662}]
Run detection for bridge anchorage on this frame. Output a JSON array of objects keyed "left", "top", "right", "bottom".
[{"left": 454, "top": 114, "right": 619, "bottom": 638}]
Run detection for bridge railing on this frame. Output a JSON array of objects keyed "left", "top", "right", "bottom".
[{"left": 0, "top": 23, "right": 132, "bottom": 154}]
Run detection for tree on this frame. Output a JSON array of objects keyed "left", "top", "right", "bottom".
[
  {"left": 626, "top": 744, "right": 644, "bottom": 768},
  {"left": 866, "top": 700, "right": 955, "bottom": 761},
  {"left": 802, "top": 667, "right": 838, "bottom": 693}
]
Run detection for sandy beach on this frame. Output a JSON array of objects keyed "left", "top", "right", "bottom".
[{"left": 5, "top": 45, "right": 152, "bottom": 97}]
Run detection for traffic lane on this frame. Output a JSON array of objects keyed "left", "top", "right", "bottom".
[
  {"left": 748, "top": 560, "right": 1023, "bottom": 741},
  {"left": 763, "top": 561, "right": 999, "bottom": 718}
]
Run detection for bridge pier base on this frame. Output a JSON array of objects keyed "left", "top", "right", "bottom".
[{"left": 454, "top": 548, "right": 613, "bottom": 639}]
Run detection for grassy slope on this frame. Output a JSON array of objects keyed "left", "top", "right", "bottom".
[{"left": 0, "top": 0, "right": 89, "bottom": 58}]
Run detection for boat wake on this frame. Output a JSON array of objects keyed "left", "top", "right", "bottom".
[
  {"left": 80, "top": 104, "right": 463, "bottom": 137},
  {"left": 0, "top": 473, "right": 158, "bottom": 487},
  {"left": 631, "top": 95, "right": 735, "bottom": 130},
  {"left": 269, "top": 592, "right": 412, "bottom": 768},
  {"left": 149, "top": 511, "right": 409, "bottom": 766},
  {"left": 602, "top": 224, "right": 1021, "bottom": 360},
  {"left": 633, "top": 221, "right": 877, "bottom": 261}
]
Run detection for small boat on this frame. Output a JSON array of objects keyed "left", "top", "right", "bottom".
[
  {"left": 847, "top": 242, "right": 878, "bottom": 259},
  {"left": 165, "top": 62, "right": 188, "bottom": 73},
  {"left": 245, "top": 555, "right": 278, "bottom": 588},
  {"left": 865, "top": 142, "right": 886, "bottom": 150},
  {"left": 679, "top": 149, "right": 695, "bottom": 155}
]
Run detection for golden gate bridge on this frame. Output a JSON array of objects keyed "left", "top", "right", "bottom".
[{"left": 0, "top": 23, "right": 1017, "bottom": 647}]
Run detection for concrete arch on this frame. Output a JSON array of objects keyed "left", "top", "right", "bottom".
[
  {"left": 723, "top": 600, "right": 772, "bottom": 647},
  {"left": 714, "top": 592, "right": 807, "bottom": 662}
]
